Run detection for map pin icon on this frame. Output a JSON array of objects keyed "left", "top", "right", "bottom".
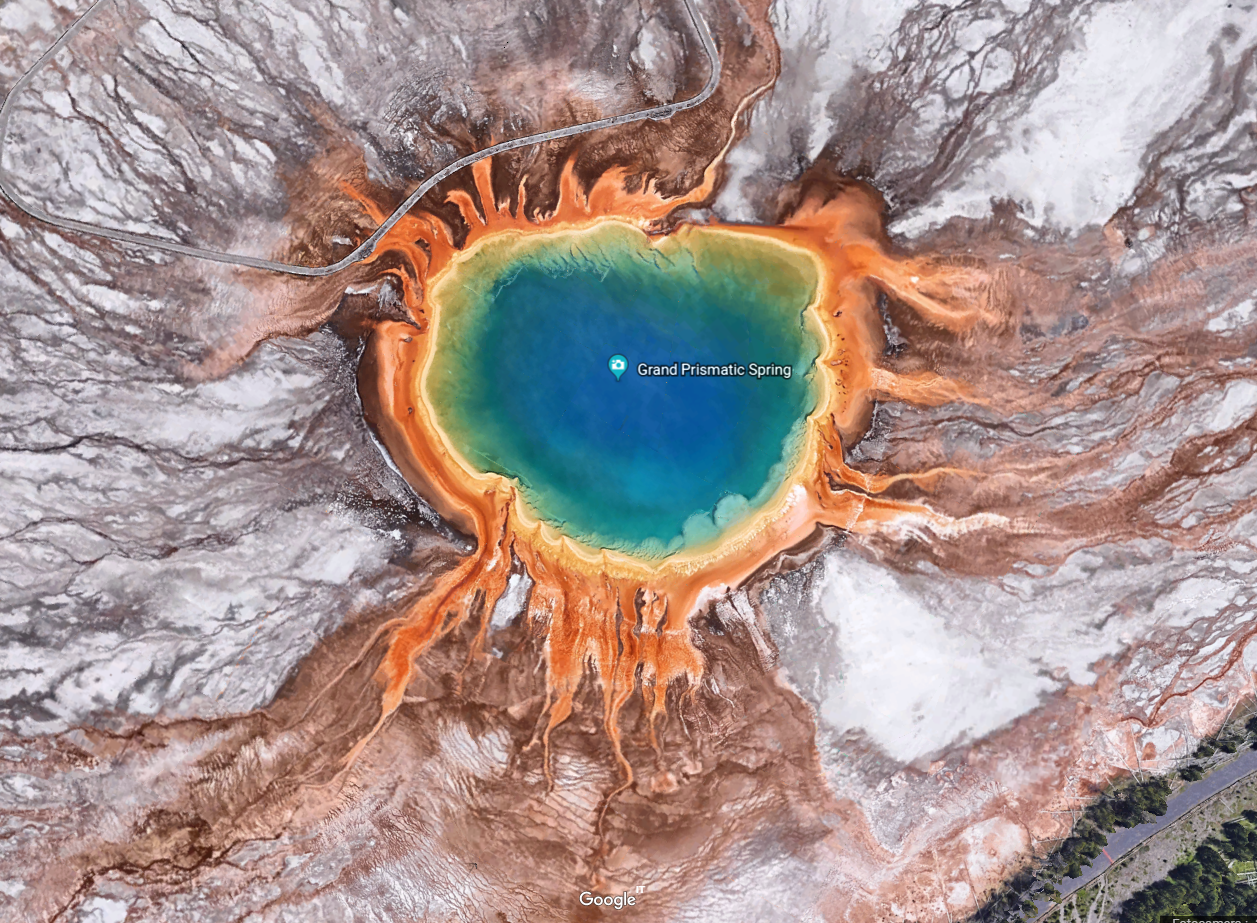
[{"left": 608, "top": 354, "right": 627, "bottom": 381}]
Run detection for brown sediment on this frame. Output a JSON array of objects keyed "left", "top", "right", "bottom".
[
  {"left": 829, "top": 211, "right": 1257, "bottom": 586},
  {"left": 344, "top": 149, "right": 1004, "bottom": 793}
]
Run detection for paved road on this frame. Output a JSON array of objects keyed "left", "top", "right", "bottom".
[
  {"left": 1031, "top": 748, "right": 1257, "bottom": 918},
  {"left": 0, "top": 0, "right": 721, "bottom": 276}
]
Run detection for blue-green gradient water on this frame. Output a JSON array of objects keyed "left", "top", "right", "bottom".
[{"left": 427, "top": 224, "right": 822, "bottom": 557}]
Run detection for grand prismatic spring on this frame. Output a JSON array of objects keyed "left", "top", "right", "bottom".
[
  {"left": 348, "top": 156, "right": 993, "bottom": 777},
  {"left": 425, "top": 223, "right": 822, "bottom": 557}
]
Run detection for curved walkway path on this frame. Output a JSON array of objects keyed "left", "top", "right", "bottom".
[{"left": 0, "top": 0, "right": 721, "bottom": 276}]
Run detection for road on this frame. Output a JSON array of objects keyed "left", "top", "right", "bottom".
[
  {"left": 1031, "top": 747, "right": 1257, "bottom": 919},
  {"left": 0, "top": 0, "right": 721, "bottom": 277}
]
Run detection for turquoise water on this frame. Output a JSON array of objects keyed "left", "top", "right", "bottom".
[{"left": 427, "top": 224, "right": 821, "bottom": 557}]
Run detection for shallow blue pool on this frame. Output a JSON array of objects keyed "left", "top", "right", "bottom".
[{"left": 427, "top": 224, "right": 821, "bottom": 557}]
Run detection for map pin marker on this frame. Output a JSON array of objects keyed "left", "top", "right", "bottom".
[{"left": 608, "top": 354, "right": 627, "bottom": 381}]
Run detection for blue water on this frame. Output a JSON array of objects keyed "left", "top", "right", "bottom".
[{"left": 427, "top": 225, "right": 821, "bottom": 557}]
